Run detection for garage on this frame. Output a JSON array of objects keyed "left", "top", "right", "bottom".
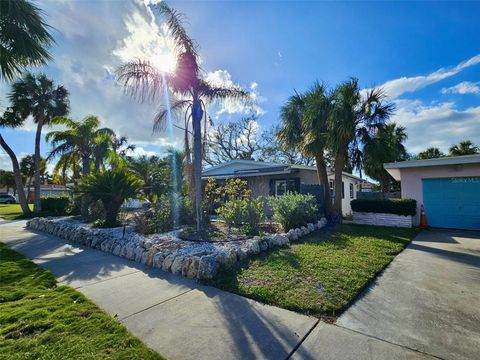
[
  {"left": 384, "top": 154, "right": 480, "bottom": 228},
  {"left": 423, "top": 177, "right": 480, "bottom": 230}
]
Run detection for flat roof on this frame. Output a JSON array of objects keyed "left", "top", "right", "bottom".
[{"left": 384, "top": 154, "right": 480, "bottom": 180}]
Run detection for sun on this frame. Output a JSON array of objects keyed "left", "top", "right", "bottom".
[{"left": 151, "top": 52, "right": 176, "bottom": 73}]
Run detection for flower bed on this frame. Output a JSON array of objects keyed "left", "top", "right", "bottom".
[{"left": 26, "top": 217, "right": 328, "bottom": 280}]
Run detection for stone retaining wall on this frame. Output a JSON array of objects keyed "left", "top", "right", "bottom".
[
  {"left": 352, "top": 211, "right": 412, "bottom": 228},
  {"left": 27, "top": 217, "right": 328, "bottom": 280}
]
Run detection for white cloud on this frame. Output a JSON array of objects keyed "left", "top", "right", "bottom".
[
  {"left": 441, "top": 81, "right": 480, "bottom": 95},
  {"left": 204, "top": 70, "right": 266, "bottom": 116},
  {"left": 391, "top": 99, "right": 480, "bottom": 153},
  {"left": 376, "top": 54, "right": 480, "bottom": 98}
]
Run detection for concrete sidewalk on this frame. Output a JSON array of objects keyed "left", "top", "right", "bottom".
[{"left": 1, "top": 220, "right": 435, "bottom": 360}]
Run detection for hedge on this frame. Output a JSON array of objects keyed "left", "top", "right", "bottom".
[
  {"left": 40, "top": 196, "right": 71, "bottom": 215},
  {"left": 351, "top": 198, "right": 417, "bottom": 216}
]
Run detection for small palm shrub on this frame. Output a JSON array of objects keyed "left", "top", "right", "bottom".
[
  {"left": 217, "top": 196, "right": 266, "bottom": 235},
  {"left": 77, "top": 169, "right": 143, "bottom": 228},
  {"left": 268, "top": 192, "right": 318, "bottom": 231}
]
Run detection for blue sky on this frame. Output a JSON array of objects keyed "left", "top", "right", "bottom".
[{"left": 1, "top": 0, "right": 480, "bottom": 171}]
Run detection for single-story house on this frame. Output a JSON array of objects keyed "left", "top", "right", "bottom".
[
  {"left": 202, "top": 160, "right": 365, "bottom": 215},
  {"left": 384, "top": 154, "right": 480, "bottom": 230}
]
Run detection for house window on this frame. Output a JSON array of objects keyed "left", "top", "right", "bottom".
[
  {"left": 274, "top": 179, "right": 296, "bottom": 196},
  {"left": 350, "top": 183, "right": 354, "bottom": 199},
  {"left": 342, "top": 181, "right": 345, "bottom": 199}
]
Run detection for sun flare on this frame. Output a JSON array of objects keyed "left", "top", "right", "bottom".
[{"left": 151, "top": 52, "right": 176, "bottom": 73}]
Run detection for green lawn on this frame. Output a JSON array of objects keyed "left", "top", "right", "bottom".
[
  {"left": 0, "top": 204, "right": 33, "bottom": 220},
  {"left": 208, "top": 224, "right": 418, "bottom": 320},
  {"left": 0, "top": 243, "right": 164, "bottom": 360}
]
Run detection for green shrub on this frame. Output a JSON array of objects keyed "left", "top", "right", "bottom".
[
  {"left": 217, "top": 198, "right": 245, "bottom": 227},
  {"left": 268, "top": 192, "right": 318, "bottom": 231},
  {"left": 217, "top": 196, "right": 266, "bottom": 235},
  {"left": 350, "top": 198, "right": 417, "bottom": 216},
  {"left": 40, "top": 196, "right": 70, "bottom": 215}
]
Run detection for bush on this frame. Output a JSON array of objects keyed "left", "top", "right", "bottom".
[
  {"left": 268, "top": 192, "right": 318, "bottom": 231},
  {"left": 350, "top": 198, "right": 417, "bottom": 216},
  {"left": 217, "top": 196, "right": 266, "bottom": 235},
  {"left": 40, "top": 196, "right": 70, "bottom": 215}
]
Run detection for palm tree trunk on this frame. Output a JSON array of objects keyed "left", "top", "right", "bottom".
[
  {"left": 333, "top": 149, "right": 346, "bottom": 222},
  {"left": 192, "top": 99, "right": 204, "bottom": 233},
  {"left": 0, "top": 134, "right": 31, "bottom": 215},
  {"left": 80, "top": 156, "right": 90, "bottom": 217},
  {"left": 315, "top": 153, "right": 332, "bottom": 216},
  {"left": 33, "top": 118, "right": 44, "bottom": 213}
]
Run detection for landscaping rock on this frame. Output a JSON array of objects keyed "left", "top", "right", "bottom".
[
  {"left": 153, "top": 252, "right": 165, "bottom": 268},
  {"left": 307, "top": 223, "right": 315, "bottom": 232},
  {"left": 171, "top": 256, "right": 185, "bottom": 275},
  {"left": 197, "top": 255, "right": 218, "bottom": 279},
  {"left": 162, "top": 254, "right": 176, "bottom": 272}
]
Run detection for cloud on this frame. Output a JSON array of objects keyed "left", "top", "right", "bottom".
[
  {"left": 391, "top": 99, "right": 480, "bottom": 153},
  {"left": 204, "top": 70, "right": 266, "bottom": 116},
  {"left": 441, "top": 81, "right": 480, "bottom": 95},
  {"left": 0, "top": 151, "right": 29, "bottom": 171},
  {"left": 377, "top": 54, "right": 480, "bottom": 98}
]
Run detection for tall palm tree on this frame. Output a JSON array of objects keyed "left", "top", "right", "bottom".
[
  {"left": 362, "top": 123, "right": 407, "bottom": 192},
  {"left": 8, "top": 73, "right": 69, "bottom": 212},
  {"left": 277, "top": 82, "right": 333, "bottom": 215},
  {"left": 0, "top": 0, "right": 54, "bottom": 81},
  {"left": 116, "top": 2, "right": 248, "bottom": 233},
  {"left": 448, "top": 140, "right": 479, "bottom": 156},
  {"left": 416, "top": 147, "right": 445, "bottom": 160},
  {"left": 329, "top": 78, "right": 394, "bottom": 218}
]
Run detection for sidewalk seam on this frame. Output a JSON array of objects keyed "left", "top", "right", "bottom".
[
  {"left": 70, "top": 269, "right": 142, "bottom": 289},
  {"left": 285, "top": 318, "right": 320, "bottom": 360}
]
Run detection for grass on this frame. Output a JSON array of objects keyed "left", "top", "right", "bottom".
[
  {"left": 208, "top": 224, "right": 419, "bottom": 320},
  {"left": 0, "top": 242, "right": 164, "bottom": 360},
  {"left": 0, "top": 204, "right": 33, "bottom": 220}
]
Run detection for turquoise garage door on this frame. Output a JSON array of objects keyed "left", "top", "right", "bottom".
[{"left": 422, "top": 177, "right": 480, "bottom": 230}]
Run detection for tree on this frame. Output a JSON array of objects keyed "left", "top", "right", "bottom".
[
  {"left": 76, "top": 169, "right": 143, "bottom": 228},
  {"left": 0, "top": 170, "right": 16, "bottom": 195},
  {"left": 260, "top": 128, "right": 315, "bottom": 166},
  {"left": 448, "top": 140, "right": 479, "bottom": 156},
  {"left": 329, "top": 78, "right": 394, "bottom": 218},
  {"left": 20, "top": 154, "right": 46, "bottom": 199},
  {"left": 416, "top": 147, "right": 445, "bottom": 160},
  {"left": 127, "top": 155, "right": 169, "bottom": 202},
  {"left": 0, "top": 0, "right": 54, "bottom": 81},
  {"left": 205, "top": 116, "right": 263, "bottom": 165},
  {"left": 362, "top": 123, "right": 407, "bottom": 192},
  {"left": 277, "top": 82, "right": 333, "bottom": 215},
  {"left": 7, "top": 74, "right": 69, "bottom": 213},
  {"left": 116, "top": 2, "right": 248, "bottom": 233}
]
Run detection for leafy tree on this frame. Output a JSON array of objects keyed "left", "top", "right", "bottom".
[
  {"left": 116, "top": 2, "right": 248, "bottom": 233},
  {"left": 7, "top": 73, "right": 69, "bottom": 212},
  {"left": 260, "top": 128, "right": 315, "bottom": 166},
  {"left": 277, "top": 82, "right": 333, "bottom": 215},
  {"left": 362, "top": 123, "right": 407, "bottom": 192},
  {"left": 0, "top": 170, "right": 16, "bottom": 195},
  {"left": 416, "top": 147, "right": 445, "bottom": 160},
  {"left": 0, "top": 0, "right": 54, "bottom": 81},
  {"left": 329, "top": 78, "right": 394, "bottom": 218},
  {"left": 76, "top": 169, "right": 143, "bottom": 228},
  {"left": 20, "top": 154, "right": 46, "bottom": 199},
  {"left": 448, "top": 140, "right": 479, "bottom": 156}
]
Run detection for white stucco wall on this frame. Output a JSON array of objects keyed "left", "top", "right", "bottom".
[{"left": 400, "top": 163, "right": 480, "bottom": 225}]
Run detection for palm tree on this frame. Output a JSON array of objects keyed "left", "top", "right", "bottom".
[
  {"left": 127, "top": 155, "right": 169, "bottom": 202},
  {"left": 416, "top": 147, "right": 445, "bottom": 160},
  {"left": 448, "top": 140, "right": 479, "bottom": 156},
  {"left": 329, "top": 78, "right": 394, "bottom": 218},
  {"left": 277, "top": 82, "right": 333, "bottom": 215},
  {"left": 0, "top": 0, "right": 54, "bottom": 81},
  {"left": 8, "top": 73, "right": 69, "bottom": 212},
  {"left": 362, "top": 123, "right": 407, "bottom": 192},
  {"left": 116, "top": 2, "right": 248, "bottom": 233}
]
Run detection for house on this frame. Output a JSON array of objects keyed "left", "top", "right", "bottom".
[
  {"left": 202, "top": 160, "right": 365, "bottom": 215},
  {"left": 26, "top": 184, "right": 71, "bottom": 202},
  {"left": 384, "top": 154, "right": 480, "bottom": 230}
]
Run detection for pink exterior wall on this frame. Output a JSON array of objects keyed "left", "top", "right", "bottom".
[{"left": 400, "top": 163, "right": 480, "bottom": 225}]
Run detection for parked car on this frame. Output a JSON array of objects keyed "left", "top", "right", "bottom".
[{"left": 0, "top": 194, "right": 17, "bottom": 204}]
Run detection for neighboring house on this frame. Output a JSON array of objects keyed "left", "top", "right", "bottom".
[
  {"left": 26, "top": 184, "right": 71, "bottom": 202},
  {"left": 384, "top": 154, "right": 480, "bottom": 230},
  {"left": 202, "top": 160, "right": 365, "bottom": 215}
]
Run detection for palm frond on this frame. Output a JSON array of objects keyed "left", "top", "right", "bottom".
[
  {"left": 116, "top": 60, "right": 165, "bottom": 103},
  {"left": 153, "top": 98, "right": 191, "bottom": 133}
]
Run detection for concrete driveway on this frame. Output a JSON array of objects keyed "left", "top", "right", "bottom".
[{"left": 335, "top": 229, "right": 480, "bottom": 360}]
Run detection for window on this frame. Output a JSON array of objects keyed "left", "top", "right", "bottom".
[
  {"left": 274, "top": 179, "right": 296, "bottom": 196},
  {"left": 329, "top": 180, "right": 334, "bottom": 192},
  {"left": 342, "top": 181, "right": 345, "bottom": 199},
  {"left": 350, "top": 183, "right": 354, "bottom": 199}
]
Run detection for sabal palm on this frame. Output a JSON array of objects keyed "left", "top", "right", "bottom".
[
  {"left": 329, "top": 78, "right": 394, "bottom": 217},
  {"left": 277, "top": 82, "right": 333, "bottom": 215},
  {"left": 46, "top": 116, "right": 115, "bottom": 179},
  {"left": 116, "top": 2, "right": 248, "bottom": 232},
  {"left": 363, "top": 123, "right": 407, "bottom": 192},
  {"left": 416, "top": 147, "right": 445, "bottom": 160},
  {"left": 7, "top": 73, "right": 69, "bottom": 212},
  {"left": 0, "top": 0, "right": 54, "bottom": 81},
  {"left": 449, "top": 140, "right": 479, "bottom": 156}
]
